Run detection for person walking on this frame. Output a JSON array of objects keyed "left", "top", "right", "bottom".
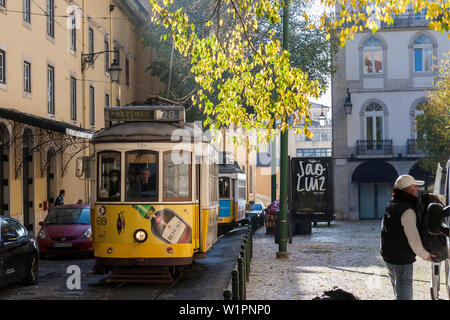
[
  {"left": 55, "top": 189, "right": 65, "bottom": 206},
  {"left": 380, "top": 174, "right": 436, "bottom": 300}
]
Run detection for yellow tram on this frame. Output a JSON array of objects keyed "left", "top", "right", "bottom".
[
  {"left": 218, "top": 160, "right": 246, "bottom": 234},
  {"left": 78, "top": 99, "right": 219, "bottom": 279}
]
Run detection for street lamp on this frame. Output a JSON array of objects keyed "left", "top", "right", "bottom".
[
  {"left": 344, "top": 88, "right": 353, "bottom": 116},
  {"left": 81, "top": 51, "right": 122, "bottom": 83},
  {"left": 108, "top": 58, "right": 121, "bottom": 83},
  {"left": 319, "top": 105, "right": 326, "bottom": 127}
]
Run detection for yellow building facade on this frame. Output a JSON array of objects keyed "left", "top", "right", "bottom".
[{"left": 0, "top": 0, "right": 161, "bottom": 233}]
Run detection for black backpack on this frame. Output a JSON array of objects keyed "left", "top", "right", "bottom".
[{"left": 417, "top": 193, "right": 448, "bottom": 263}]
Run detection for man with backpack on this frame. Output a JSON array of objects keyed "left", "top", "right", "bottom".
[{"left": 380, "top": 174, "right": 437, "bottom": 300}]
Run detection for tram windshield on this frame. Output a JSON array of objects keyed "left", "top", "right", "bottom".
[
  {"left": 98, "top": 151, "right": 121, "bottom": 201},
  {"left": 219, "top": 177, "right": 230, "bottom": 198},
  {"left": 126, "top": 150, "right": 158, "bottom": 202}
]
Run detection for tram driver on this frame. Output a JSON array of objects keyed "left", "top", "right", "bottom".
[{"left": 128, "top": 167, "right": 157, "bottom": 199}]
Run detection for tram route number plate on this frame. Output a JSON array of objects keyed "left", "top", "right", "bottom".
[{"left": 53, "top": 242, "right": 73, "bottom": 248}]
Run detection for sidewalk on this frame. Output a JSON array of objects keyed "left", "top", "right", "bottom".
[{"left": 246, "top": 220, "right": 449, "bottom": 300}]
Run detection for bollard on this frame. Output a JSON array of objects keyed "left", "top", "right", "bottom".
[
  {"left": 223, "top": 289, "right": 232, "bottom": 300},
  {"left": 247, "top": 225, "right": 253, "bottom": 261},
  {"left": 231, "top": 269, "right": 239, "bottom": 300},
  {"left": 244, "top": 237, "right": 251, "bottom": 275},
  {"left": 238, "top": 257, "right": 246, "bottom": 300},
  {"left": 241, "top": 246, "right": 249, "bottom": 282}
]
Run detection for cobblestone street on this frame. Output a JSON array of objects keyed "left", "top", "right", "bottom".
[{"left": 246, "top": 220, "right": 449, "bottom": 300}]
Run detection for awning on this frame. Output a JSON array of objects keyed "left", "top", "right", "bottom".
[
  {"left": 352, "top": 160, "right": 398, "bottom": 183},
  {"left": 0, "top": 107, "right": 94, "bottom": 139}
]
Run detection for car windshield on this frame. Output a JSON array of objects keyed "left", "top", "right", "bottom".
[
  {"left": 45, "top": 208, "right": 90, "bottom": 225},
  {"left": 252, "top": 204, "right": 263, "bottom": 211}
]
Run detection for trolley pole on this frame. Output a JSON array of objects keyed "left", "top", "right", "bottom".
[{"left": 276, "top": 2, "right": 290, "bottom": 259}]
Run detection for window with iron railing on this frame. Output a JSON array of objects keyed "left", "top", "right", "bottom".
[{"left": 357, "top": 140, "right": 393, "bottom": 155}]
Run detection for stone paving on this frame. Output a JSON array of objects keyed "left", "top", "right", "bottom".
[{"left": 246, "top": 220, "right": 450, "bottom": 300}]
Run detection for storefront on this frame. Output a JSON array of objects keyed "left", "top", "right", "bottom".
[{"left": 0, "top": 107, "right": 93, "bottom": 233}]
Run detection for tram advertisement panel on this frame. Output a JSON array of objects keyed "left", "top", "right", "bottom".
[
  {"left": 94, "top": 204, "right": 193, "bottom": 244},
  {"left": 290, "top": 157, "right": 332, "bottom": 214}
]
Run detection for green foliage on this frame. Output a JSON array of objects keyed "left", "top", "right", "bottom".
[{"left": 415, "top": 51, "right": 450, "bottom": 174}]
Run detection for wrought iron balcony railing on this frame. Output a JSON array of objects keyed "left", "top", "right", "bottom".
[
  {"left": 357, "top": 140, "right": 393, "bottom": 155},
  {"left": 407, "top": 139, "right": 425, "bottom": 155}
]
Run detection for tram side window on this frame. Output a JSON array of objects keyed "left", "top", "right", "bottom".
[
  {"left": 209, "top": 162, "right": 218, "bottom": 205},
  {"left": 163, "top": 151, "right": 191, "bottom": 201},
  {"left": 126, "top": 150, "right": 158, "bottom": 202},
  {"left": 219, "top": 177, "right": 230, "bottom": 198},
  {"left": 98, "top": 151, "right": 121, "bottom": 201}
]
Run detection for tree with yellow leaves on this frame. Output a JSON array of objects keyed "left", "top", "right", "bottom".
[{"left": 149, "top": 0, "right": 449, "bottom": 143}]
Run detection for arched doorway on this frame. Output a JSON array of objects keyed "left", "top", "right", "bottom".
[
  {"left": 0, "top": 123, "right": 10, "bottom": 216},
  {"left": 22, "top": 128, "right": 34, "bottom": 231},
  {"left": 47, "top": 148, "right": 57, "bottom": 209},
  {"left": 352, "top": 160, "right": 398, "bottom": 219}
]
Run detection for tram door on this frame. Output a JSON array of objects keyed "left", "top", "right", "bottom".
[
  {"left": 231, "top": 178, "right": 236, "bottom": 222},
  {"left": 195, "top": 161, "right": 201, "bottom": 250}
]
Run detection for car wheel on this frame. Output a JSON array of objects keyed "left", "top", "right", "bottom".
[{"left": 22, "top": 253, "right": 38, "bottom": 286}]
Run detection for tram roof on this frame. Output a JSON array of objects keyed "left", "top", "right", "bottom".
[
  {"left": 91, "top": 121, "right": 209, "bottom": 143},
  {"left": 219, "top": 162, "right": 245, "bottom": 174}
]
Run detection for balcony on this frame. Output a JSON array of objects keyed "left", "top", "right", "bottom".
[
  {"left": 356, "top": 140, "right": 393, "bottom": 156},
  {"left": 406, "top": 139, "right": 425, "bottom": 156}
]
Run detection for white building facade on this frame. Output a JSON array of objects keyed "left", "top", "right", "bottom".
[{"left": 332, "top": 14, "right": 450, "bottom": 220}]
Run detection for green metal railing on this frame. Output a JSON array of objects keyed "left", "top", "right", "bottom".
[{"left": 223, "top": 213, "right": 264, "bottom": 300}]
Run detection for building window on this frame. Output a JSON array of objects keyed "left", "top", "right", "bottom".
[
  {"left": 88, "top": 28, "right": 94, "bottom": 55},
  {"left": 0, "top": 0, "right": 5, "bottom": 8},
  {"left": 23, "top": 0, "right": 31, "bottom": 23},
  {"left": 413, "top": 35, "right": 433, "bottom": 72},
  {"left": 23, "top": 61, "right": 31, "bottom": 93},
  {"left": 0, "top": 49, "right": 5, "bottom": 84},
  {"left": 47, "top": 65, "right": 55, "bottom": 114},
  {"left": 125, "top": 57, "right": 129, "bottom": 87},
  {"left": 105, "top": 93, "right": 110, "bottom": 107},
  {"left": 89, "top": 86, "right": 95, "bottom": 126},
  {"left": 70, "top": 13, "right": 76, "bottom": 51},
  {"left": 105, "top": 40, "right": 109, "bottom": 73},
  {"left": 116, "top": 98, "right": 120, "bottom": 106},
  {"left": 363, "top": 37, "right": 383, "bottom": 74},
  {"left": 70, "top": 77, "right": 77, "bottom": 120},
  {"left": 47, "top": 0, "right": 54, "bottom": 38},
  {"left": 364, "top": 103, "right": 384, "bottom": 148},
  {"left": 296, "top": 148, "right": 331, "bottom": 157}
]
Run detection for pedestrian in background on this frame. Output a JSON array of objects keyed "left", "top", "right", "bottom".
[
  {"left": 380, "top": 174, "right": 436, "bottom": 300},
  {"left": 55, "top": 190, "right": 65, "bottom": 206}
]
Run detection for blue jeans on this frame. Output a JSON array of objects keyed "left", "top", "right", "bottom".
[{"left": 384, "top": 262, "right": 413, "bottom": 300}]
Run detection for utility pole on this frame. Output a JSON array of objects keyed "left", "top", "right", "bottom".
[{"left": 276, "top": 2, "right": 290, "bottom": 259}]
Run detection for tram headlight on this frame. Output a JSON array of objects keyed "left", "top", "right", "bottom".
[{"left": 134, "top": 229, "right": 148, "bottom": 243}]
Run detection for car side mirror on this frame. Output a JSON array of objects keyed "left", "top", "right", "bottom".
[{"left": 2, "top": 234, "right": 18, "bottom": 242}]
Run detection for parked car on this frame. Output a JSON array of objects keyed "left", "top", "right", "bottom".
[
  {"left": 245, "top": 202, "right": 266, "bottom": 222},
  {"left": 0, "top": 216, "right": 39, "bottom": 287},
  {"left": 37, "top": 204, "right": 92, "bottom": 258}
]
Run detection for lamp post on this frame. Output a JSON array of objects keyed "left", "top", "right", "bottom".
[
  {"left": 319, "top": 105, "right": 326, "bottom": 127},
  {"left": 276, "top": 1, "right": 290, "bottom": 260}
]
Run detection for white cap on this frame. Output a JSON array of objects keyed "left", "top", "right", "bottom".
[{"left": 394, "top": 174, "right": 425, "bottom": 190}]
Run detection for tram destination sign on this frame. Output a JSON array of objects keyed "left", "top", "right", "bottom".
[{"left": 105, "top": 106, "right": 185, "bottom": 127}]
